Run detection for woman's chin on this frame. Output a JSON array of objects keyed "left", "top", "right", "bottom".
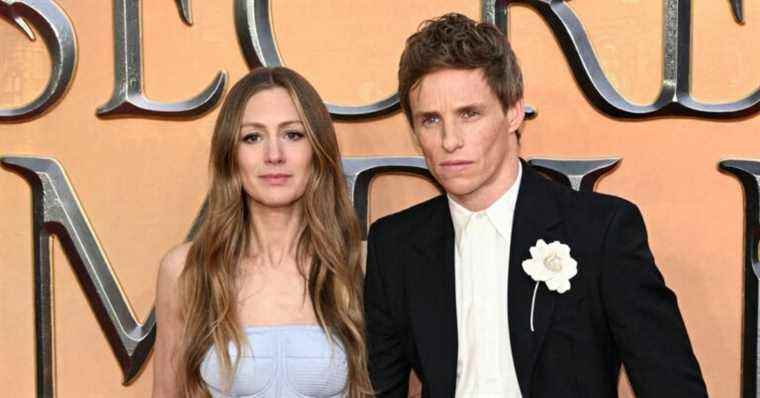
[{"left": 248, "top": 194, "right": 303, "bottom": 210}]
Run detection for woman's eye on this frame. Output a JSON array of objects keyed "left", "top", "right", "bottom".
[
  {"left": 241, "top": 132, "right": 262, "bottom": 143},
  {"left": 284, "top": 131, "right": 305, "bottom": 141}
]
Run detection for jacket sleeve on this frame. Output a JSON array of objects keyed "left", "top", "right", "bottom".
[
  {"left": 600, "top": 200, "right": 708, "bottom": 397},
  {"left": 364, "top": 221, "right": 411, "bottom": 397}
]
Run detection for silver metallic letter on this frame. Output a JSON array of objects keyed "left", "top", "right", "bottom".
[
  {"left": 1, "top": 156, "right": 155, "bottom": 397},
  {"left": 97, "top": 0, "right": 226, "bottom": 117},
  {"left": 731, "top": 0, "right": 744, "bottom": 23},
  {"left": 0, "top": 0, "right": 76, "bottom": 121},
  {"left": 234, "top": 0, "right": 398, "bottom": 119},
  {"left": 484, "top": 0, "right": 759, "bottom": 119},
  {"left": 528, "top": 157, "right": 620, "bottom": 191},
  {"left": 719, "top": 159, "right": 760, "bottom": 397},
  {"left": 342, "top": 157, "right": 434, "bottom": 237}
]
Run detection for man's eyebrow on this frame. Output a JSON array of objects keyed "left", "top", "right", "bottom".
[
  {"left": 455, "top": 102, "right": 487, "bottom": 111},
  {"left": 412, "top": 110, "right": 439, "bottom": 120}
]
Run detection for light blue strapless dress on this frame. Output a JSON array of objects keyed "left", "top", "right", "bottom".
[{"left": 200, "top": 325, "right": 348, "bottom": 397}]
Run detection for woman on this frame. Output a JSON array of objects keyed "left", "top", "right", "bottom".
[{"left": 152, "top": 67, "right": 371, "bottom": 397}]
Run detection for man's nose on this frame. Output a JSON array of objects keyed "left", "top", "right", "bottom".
[{"left": 441, "top": 122, "right": 464, "bottom": 153}]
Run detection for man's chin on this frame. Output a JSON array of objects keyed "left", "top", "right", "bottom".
[{"left": 439, "top": 181, "right": 479, "bottom": 199}]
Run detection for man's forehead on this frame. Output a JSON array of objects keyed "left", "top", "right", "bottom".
[{"left": 411, "top": 68, "right": 493, "bottom": 107}]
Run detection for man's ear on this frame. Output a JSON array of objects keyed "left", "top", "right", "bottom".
[{"left": 506, "top": 99, "right": 525, "bottom": 134}]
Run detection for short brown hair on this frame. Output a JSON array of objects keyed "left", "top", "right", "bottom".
[{"left": 398, "top": 13, "right": 524, "bottom": 128}]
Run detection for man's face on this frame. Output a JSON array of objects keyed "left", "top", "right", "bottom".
[{"left": 409, "top": 68, "right": 524, "bottom": 210}]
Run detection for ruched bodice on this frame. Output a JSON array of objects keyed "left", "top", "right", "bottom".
[{"left": 200, "top": 324, "right": 348, "bottom": 397}]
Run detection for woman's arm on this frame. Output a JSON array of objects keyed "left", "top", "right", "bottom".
[{"left": 151, "top": 243, "right": 191, "bottom": 398}]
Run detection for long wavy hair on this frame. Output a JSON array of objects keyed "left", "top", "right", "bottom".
[{"left": 177, "top": 67, "right": 371, "bottom": 397}]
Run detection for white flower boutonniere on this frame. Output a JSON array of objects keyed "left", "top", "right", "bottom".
[{"left": 521, "top": 239, "right": 578, "bottom": 332}]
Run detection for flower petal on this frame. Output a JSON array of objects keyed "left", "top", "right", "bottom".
[
  {"left": 564, "top": 259, "right": 578, "bottom": 279},
  {"left": 545, "top": 276, "right": 563, "bottom": 291},
  {"left": 522, "top": 259, "right": 549, "bottom": 281},
  {"left": 555, "top": 279, "right": 571, "bottom": 294},
  {"left": 529, "top": 245, "right": 540, "bottom": 260}
]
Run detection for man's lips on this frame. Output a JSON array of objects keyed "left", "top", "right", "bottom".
[
  {"left": 439, "top": 160, "right": 473, "bottom": 171},
  {"left": 259, "top": 173, "right": 291, "bottom": 185}
]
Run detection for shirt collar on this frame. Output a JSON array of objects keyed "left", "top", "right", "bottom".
[{"left": 448, "top": 162, "right": 523, "bottom": 248}]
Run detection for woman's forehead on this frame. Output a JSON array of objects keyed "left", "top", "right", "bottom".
[{"left": 241, "top": 87, "right": 302, "bottom": 125}]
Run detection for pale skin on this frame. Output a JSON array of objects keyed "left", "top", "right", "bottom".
[
  {"left": 410, "top": 68, "right": 525, "bottom": 211},
  {"left": 152, "top": 87, "right": 317, "bottom": 397}
]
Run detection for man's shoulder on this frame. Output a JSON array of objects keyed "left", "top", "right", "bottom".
[
  {"left": 534, "top": 176, "right": 648, "bottom": 257},
  {"left": 369, "top": 194, "right": 447, "bottom": 239},
  {"left": 534, "top": 172, "right": 641, "bottom": 224},
  {"left": 567, "top": 186, "right": 638, "bottom": 216}
]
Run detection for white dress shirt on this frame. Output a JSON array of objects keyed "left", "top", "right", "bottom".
[{"left": 448, "top": 162, "right": 523, "bottom": 397}]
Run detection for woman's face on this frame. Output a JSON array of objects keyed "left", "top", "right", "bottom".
[{"left": 237, "top": 87, "right": 314, "bottom": 209}]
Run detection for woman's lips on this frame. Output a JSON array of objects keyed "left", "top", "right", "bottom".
[{"left": 259, "top": 173, "right": 291, "bottom": 185}]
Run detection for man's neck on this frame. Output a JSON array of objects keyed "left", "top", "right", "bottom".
[{"left": 449, "top": 157, "right": 521, "bottom": 212}]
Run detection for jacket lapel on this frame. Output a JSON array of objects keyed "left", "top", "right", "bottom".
[
  {"left": 410, "top": 196, "right": 458, "bottom": 397},
  {"left": 509, "top": 163, "right": 564, "bottom": 397}
]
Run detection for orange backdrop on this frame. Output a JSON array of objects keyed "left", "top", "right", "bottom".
[{"left": 1, "top": 1, "right": 758, "bottom": 396}]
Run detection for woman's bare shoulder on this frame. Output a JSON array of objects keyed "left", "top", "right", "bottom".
[
  {"left": 159, "top": 242, "right": 192, "bottom": 279},
  {"left": 156, "top": 242, "right": 193, "bottom": 299}
]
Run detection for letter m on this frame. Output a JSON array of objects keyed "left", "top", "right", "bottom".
[{"left": 2, "top": 156, "right": 154, "bottom": 398}]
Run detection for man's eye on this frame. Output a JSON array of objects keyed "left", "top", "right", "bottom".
[
  {"left": 284, "top": 131, "right": 305, "bottom": 141},
  {"left": 241, "top": 132, "right": 262, "bottom": 143},
  {"left": 462, "top": 110, "right": 479, "bottom": 119},
  {"left": 421, "top": 115, "right": 440, "bottom": 127}
]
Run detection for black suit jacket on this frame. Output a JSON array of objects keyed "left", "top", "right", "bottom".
[{"left": 364, "top": 163, "right": 707, "bottom": 397}]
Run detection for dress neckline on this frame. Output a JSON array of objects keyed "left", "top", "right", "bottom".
[{"left": 242, "top": 324, "right": 322, "bottom": 332}]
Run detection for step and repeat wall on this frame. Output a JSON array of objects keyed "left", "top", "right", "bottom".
[{"left": 1, "top": 1, "right": 758, "bottom": 396}]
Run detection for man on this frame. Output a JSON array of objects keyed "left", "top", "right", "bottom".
[{"left": 364, "top": 13, "right": 707, "bottom": 397}]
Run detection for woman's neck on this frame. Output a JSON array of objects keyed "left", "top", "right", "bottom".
[{"left": 247, "top": 200, "right": 305, "bottom": 269}]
